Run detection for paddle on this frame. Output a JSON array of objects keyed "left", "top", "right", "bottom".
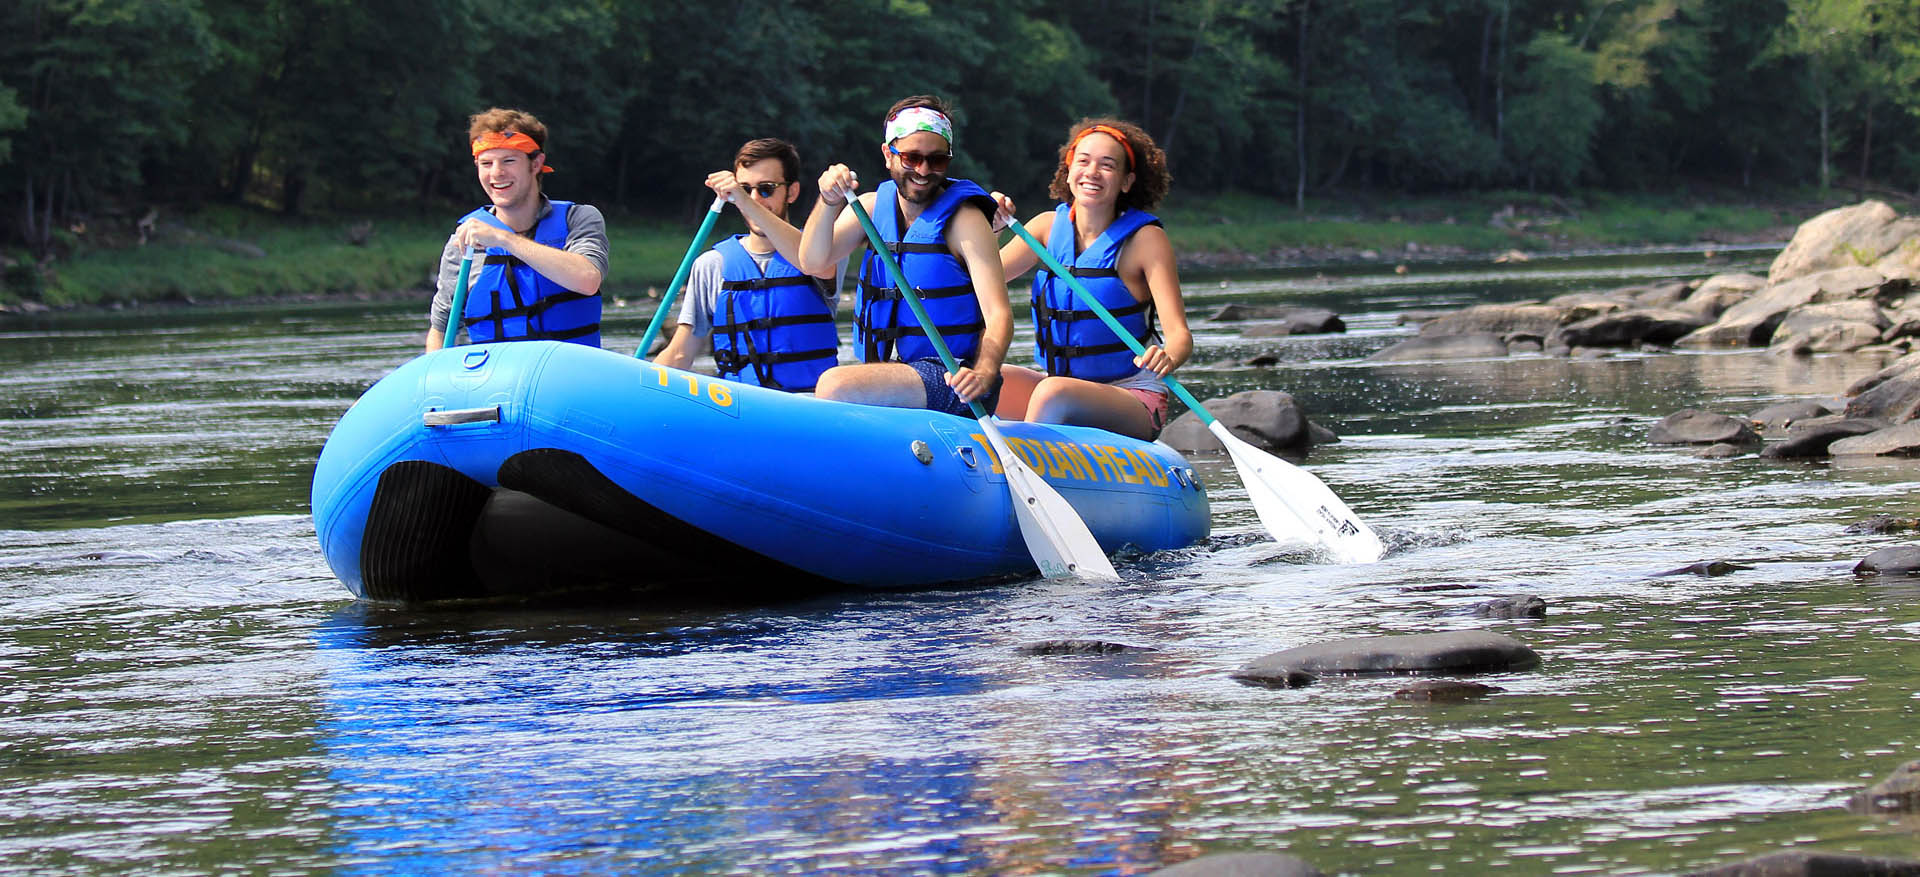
[
  {"left": 441, "top": 245, "right": 482, "bottom": 349},
  {"left": 636, "top": 194, "right": 729, "bottom": 359},
  {"left": 844, "top": 195, "right": 1119, "bottom": 581},
  {"left": 1004, "top": 217, "right": 1385, "bottom": 564}
]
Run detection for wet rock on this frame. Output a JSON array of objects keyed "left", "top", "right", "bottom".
[
  {"left": 1211, "top": 305, "right": 1345, "bottom": 334},
  {"left": 1854, "top": 546, "right": 1920, "bottom": 576},
  {"left": 1695, "top": 443, "right": 1748, "bottom": 459},
  {"left": 1469, "top": 596, "right": 1547, "bottom": 618},
  {"left": 1393, "top": 680, "right": 1503, "bottom": 701},
  {"left": 1016, "top": 640, "right": 1157, "bottom": 655},
  {"left": 1243, "top": 352, "right": 1282, "bottom": 366},
  {"left": 1149, "top": 852, "right": 1326, "bottom": 877},
  {"left": 1830, "top": 422, "right": 1920, "bottom": 456},
  {"left": 1759, "top": 417, "right": 1888, "bottom": 458},
  {"left": 1649, "top": 409, "right": 1762, "bottom": 445},
  {"left": 1768, "top": 200, "right": 1920, "bottom": 284},
  {"left": 1687, "top": 850, "right": 1920, "bottom": 877},
  {"left": 1675, "top": 273, "right": 1766, "bottom": 321},
  {"left": 1749, "top": 400, "right": 1837, "bottom": 432},
  {"left": 1507, "top": 337, "right": 1544, "bottom": 353},
  {"left": 1160, "top": 390, "right": 1312, "bottom": 454},
  {"left": 1417, "top": 303, "right": 1569, "bottom": 339},
  {"left": 1844, "top": 514, "right": 1920, "bottom": 535},
  {"left": 1849, "top": 760, "right": 1920, "bottom": 813},
  {"left": 1846, "top": 374, "right": 1920, "bottom": 425},
  {"left": 1544, "top": 291, "right": 1632, "bottom": 322},
  {"left": 1653, "top": 560, "right": 1752, "bottom": 577},
  {"left": 1677, "top": 266, "right": 1891, "bottom": 349},
  {"left": 1843, "top": 351, "right": 1920, "bottom": 398},
  {"left": 1631, "top": 279, "right": 1697, "bottom": 309},
  {"left": 1366, "top": 333, "right": 1511, "bottom": 362},
  {"left": 1234, "top": 631, "right": 1541, "bottom": 686},
  {"left": 1547, "top": 308, "right": 1708, "bottom": 349},
  {"left": 1770, "top": 300, "right": 1891, "bottom": 353}
]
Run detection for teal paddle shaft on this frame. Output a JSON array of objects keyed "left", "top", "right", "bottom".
[
  {"left": 442, "top": 246, "right": 481, "bottom": 348},
  {"left": 846, "top": 198, "right": 983, "bottom": 417},
  {"left": 636, "top": 194, "right": 728, "bottom": 359},
  {"left": 1003, "top": 218, "right": 1215, "bottom": 425}
]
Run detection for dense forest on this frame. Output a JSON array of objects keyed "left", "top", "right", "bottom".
[{"left": 5, "top": 0, "right": 1920, "bottom": 263}]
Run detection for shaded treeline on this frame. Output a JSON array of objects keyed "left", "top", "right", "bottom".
[{"left": 5, "top": 0, "right": 1920, "bottom": 263}]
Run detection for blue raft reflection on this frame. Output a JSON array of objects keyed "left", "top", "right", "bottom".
[{"left": 311, "top": 601, "right": 1191, "bottom": 874}]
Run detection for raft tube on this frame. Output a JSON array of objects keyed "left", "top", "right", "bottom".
[{"left": 310, "top": 341, "right": 1210, "bottom": 604}]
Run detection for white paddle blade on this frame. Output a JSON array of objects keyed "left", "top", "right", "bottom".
[
  {"left": 1210, "top": 421, "right": 1385, "bottom": 564},
  {"left": 980, "top": 420, "right": 1120, "bottom": 581}
]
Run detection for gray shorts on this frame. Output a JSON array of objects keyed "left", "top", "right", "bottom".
[{"left": 905, "top": 357, "right": 1004, "bottom": 419}]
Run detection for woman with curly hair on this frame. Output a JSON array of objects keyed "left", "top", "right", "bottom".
[{"left": 992, "top": 119, "right": 1191, "bottom": 441}]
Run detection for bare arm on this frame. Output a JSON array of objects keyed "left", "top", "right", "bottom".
[
  {"left": 655, "top": 324, "right": 700, "bottom": 370},
  {"left": 710, "top": 171, "right": 832, "bottom": 281},
  {"left": 997, "top": 209, "right": 1055, "bottom": 282},
  {"left": 796, "top": 164, "right": 872, "bottom": 276},
  {"left": 945, "top": 205, "right": 1012, "bottom": 401},
  {"left": 1121, "top": 225, "right": 1190, "bottom": 375}
]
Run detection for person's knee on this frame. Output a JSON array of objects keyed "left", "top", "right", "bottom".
[{"left": 815, "top": 367, "right": 852, "bottom": 400}]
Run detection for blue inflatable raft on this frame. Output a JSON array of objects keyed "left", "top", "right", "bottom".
[{"left": 310, "top": 341, "right": 1210, "bottom": 603}]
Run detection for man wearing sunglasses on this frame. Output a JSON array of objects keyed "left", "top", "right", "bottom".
[
  {"left": 656, "top": 138, "right": 840, "bottom": 392},
  {"left": 428, "top": 107, "right": 609, "bottom": 351},
  {"left": 796, "top": 95, "right": 1012, "bottom": 418}
]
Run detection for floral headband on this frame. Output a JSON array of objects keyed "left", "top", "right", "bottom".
[{"left": 882, "top": 107, "right": 954, "bottom": 149}]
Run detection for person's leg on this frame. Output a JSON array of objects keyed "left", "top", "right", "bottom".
[
  {"left": 1028, "top": 376, "right": 1158, "bottom": 439},
  {"left": 993, "top": 364, "right": 1043, "bottom": 420},
  {"left": 814, "top": 363, "right": 928, "bottom": 408}
]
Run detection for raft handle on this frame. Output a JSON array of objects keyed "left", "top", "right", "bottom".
[
  {"left": 958, "top": 446, "right": 979, "bottom": 469},
  {"left": 424, "top": 406, "right": 501, "bottom": 427}
]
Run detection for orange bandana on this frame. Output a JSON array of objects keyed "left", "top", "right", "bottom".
[
  {"left": 470, "top": 130, "right": 554, "bottom": 174},
  {"left": 1070, "top": 125, "right": 1135, "bottom": 171}
]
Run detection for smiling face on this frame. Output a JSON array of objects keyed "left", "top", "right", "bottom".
[
  {"left": 884, "top": 130, "right": 951, "bottom": 205},
  {"left": 474, "top": 147, "right": 541, "bottom": 211},
  {"left": 1066, "top": 132, "right": 1134, "bottom": 211}
]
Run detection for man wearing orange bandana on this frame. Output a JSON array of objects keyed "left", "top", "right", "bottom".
[{"left": 426, "top": 107, "right": 609, "bottom": 351}]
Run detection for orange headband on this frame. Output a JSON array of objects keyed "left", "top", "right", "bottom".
[
  {"left": 1070, "top": 125, "right": 1135, "bottom": 170},
  {"left": 471, "top": 130, "right": 554, "bottom": 174}
]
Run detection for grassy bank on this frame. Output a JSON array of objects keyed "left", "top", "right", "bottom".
[{"left": 2, "top": 189, "right": 1855, "bottom": 310}]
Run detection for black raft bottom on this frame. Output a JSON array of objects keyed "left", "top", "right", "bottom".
[{"left": 357, "top": 450, "right": 835, "bottom": 606}]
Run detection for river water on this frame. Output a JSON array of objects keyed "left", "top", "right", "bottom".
[{"left": 4, "top": 247, "right": 1919, "bottom": 875}]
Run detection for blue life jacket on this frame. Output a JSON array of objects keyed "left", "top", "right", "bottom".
[
  {"left": 709, "top": 235, "right": 838, "bottom": 392},
  {"left": 1032, "top": 204, "right": 1161, "bottom": 382},
  {"left": 459, "top": 200, "right": 601, "bottom": 347},
  {"left": 856, "top": 179, "right": 993, "bottom": 363}
]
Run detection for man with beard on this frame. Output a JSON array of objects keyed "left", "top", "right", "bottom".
[
  {"left": 656, "top": 138, "right": 840, "bottom": 392},
  {"left": 796, "top": 95, "right": 1012, "bottom": 417},
  {"left": 427, "top": 107, "right": 609, "bottom": 351}
]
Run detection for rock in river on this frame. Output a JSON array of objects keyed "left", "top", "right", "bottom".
[
  {"left": 1234, "top": 631, "right": 1541, "bottom": 687},
  {"left": 1649, "top": 409, "right": 1761, "bottom": 445},
  {"left": 1854, "top": 546, "right": 1920, "bottom": 576}
]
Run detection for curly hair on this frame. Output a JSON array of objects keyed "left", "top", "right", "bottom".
[
  {"left": 467, "top": 107, "right": 549, "bottom": 152},
  {"left": 1047, "top": 119, "right": 1169, "bottom": 212}
]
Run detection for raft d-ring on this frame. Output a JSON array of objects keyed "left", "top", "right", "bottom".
[
  {"left": 957, "top": 446, "right": 979, "bottom": 468},
  {"left": 911, "top": 440, "right": 934, "bottom": 465},
  {"left": 462, "top": 349, "right": 490, "bottom": 370}
]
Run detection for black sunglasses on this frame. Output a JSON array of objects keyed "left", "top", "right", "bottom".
[
  {"left": 737, "top": 181, "right": 788, "bottom": 199},
  {"left": 887, "top": 144, "right": 952, "bottom": 173}
]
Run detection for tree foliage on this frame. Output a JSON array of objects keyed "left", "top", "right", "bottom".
[{"left": 5, "top": 0, "right": 1920, "bottom": 258}]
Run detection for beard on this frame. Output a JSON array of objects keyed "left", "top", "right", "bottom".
[{"left": 890, "top": 164, "right": 947, "bottom": 205}]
